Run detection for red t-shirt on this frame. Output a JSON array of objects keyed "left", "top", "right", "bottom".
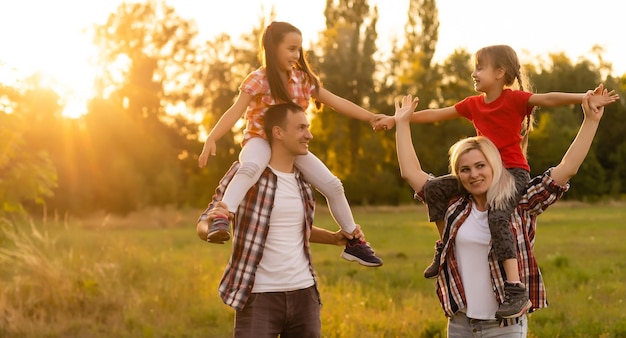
[{"left": 455, "top": 89, "right": 534, "bottom": 171}]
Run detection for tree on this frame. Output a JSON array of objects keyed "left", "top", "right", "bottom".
[
  {"left": 75, "top": 0, "right": 205, "bottom": 213},
  {"left": 307, "top": 0, "right": 390, "bottom": 204},
  {"left": 0, "top": 83, "right": 57, "bottom": 218},
  {"left": 394, "top": 0, "right": 440, "bottom": 109},
  {"left": 186, "top": 22, "right": 263, "bottom": 205}
]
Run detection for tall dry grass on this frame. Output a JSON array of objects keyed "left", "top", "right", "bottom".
[{"left": 1, "top": 203, "right": 625, "bottom": 337}]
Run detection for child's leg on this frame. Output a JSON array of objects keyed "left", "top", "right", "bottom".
[
  {"left": 493, "top": 169, "right": 532, "bottom": 319},
  {"left": 488, "top": 169, "right": 530, "bottom": 281},
  {"left": 295, "top": 153, "right": 382, "bottom": 267},
  {"left": 423, "top": 174, "right": 464, "bottom": 223},
  {"left": 421, "top": 175, "right": 462, "bottom": 279},
  {"left": 295, "top": 152, "right": 356, "bottom": 234},
  {"left": 221, "top": 138, "right": 271, "bottom": 214}
]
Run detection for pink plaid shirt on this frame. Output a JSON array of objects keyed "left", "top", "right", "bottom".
[{"left": 240, "top": 67, "right": 317, "bottom": 145}]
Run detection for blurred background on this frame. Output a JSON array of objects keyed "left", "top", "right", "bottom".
[{"left": 1, "top": 0, "right": 625, "bottom": 219}]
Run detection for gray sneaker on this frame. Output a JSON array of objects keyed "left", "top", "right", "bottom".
[
  {"left": 423, "top": 240, "right": 443, "bottom": 279},
  {"left": 495, "top": 282, "right": 532, "bottom": 319},
  {"left": 207, "top": 215, "right": 231, "bottom": 244}
]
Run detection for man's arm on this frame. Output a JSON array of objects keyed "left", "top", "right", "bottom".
[{"left": 310, "top": 224, "right": 364, "bottom": 245}]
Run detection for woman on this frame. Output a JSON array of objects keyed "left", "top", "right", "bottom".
[{"left": 394, "top": 88, "right": 612, "bottom": 336}]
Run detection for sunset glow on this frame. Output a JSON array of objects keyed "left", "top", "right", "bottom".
[{"left": 1, "top": 0, "right": 624, "bottom": 119}]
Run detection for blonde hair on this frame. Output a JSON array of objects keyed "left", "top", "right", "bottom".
[
  {"left": 475, "top": 45, "right": 536, "bottom": 156},
  {"left": 449, "top": 136, "right": 516, "bottom": 210}
]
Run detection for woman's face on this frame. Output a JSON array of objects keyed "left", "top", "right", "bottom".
[{"left": 457, "top": 149, "right": 493, "bottom": 198}]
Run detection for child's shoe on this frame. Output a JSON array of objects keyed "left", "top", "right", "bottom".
[
  {"left": 341, "top": 238, "right": 383, "bottom": 267},
  {"left": 495, "top": 282, "right": 532, "bottom": 319},
  {"left": 423, "top": 240, "right": 443, "bottom": 279},
  {"left": 207, "top": 215, "right": 231, "bottom": 244}
]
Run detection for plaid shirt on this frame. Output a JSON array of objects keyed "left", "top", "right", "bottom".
[
  {"left": 416, "top": 168, "right": 569, "bottom": 325},
  {"left": 202, "top": 162, "right": 317, "bottom": 311},
  {"left": 239, "top": 67, "right": 317, "bottom": 145}
]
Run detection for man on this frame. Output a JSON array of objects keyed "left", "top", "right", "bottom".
[{"left": 197, "top": 102, "right": 364, "bottom": 337}]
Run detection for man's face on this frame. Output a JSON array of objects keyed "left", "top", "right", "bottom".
[{"left": 279, "top": 110, "right": 313, "bottom": 156}]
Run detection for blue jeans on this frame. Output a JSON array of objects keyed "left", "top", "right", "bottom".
[
  {"left": 448, "top": 312, "right": 528, "bottom": 338},
  {"left": 234, "top": 285, "right": 321, "bottom": 338}
]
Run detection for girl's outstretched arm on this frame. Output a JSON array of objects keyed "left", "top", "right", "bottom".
[
  {"left": 372, "top": 104, "right": 460, "bottom": 131},
  {"left": 198, "top": 92, "right": 253, "bottom": 167},
  {"left": 315, "top": 87, "right": 377, "bottom": 123},
  {"left": 410, "top": 106, "right": 461, "bottom": 123},
  {"left": 528, "top": 83, "right": 619, "bottom": 112}
]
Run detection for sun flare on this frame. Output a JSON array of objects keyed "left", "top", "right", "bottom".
[
  {"left": 0, "top": 1, "right": 102, "bottom": 119},
  {"left": 1, "top": 0, "right": 624, "bottom": 122}
]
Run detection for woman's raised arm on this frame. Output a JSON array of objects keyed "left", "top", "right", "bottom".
[
  {"left": 550, "top": 88, "right": 613, "bottom": 185},
  {"left": 395, "top": 95, "right": 432, "bottom": 193}
]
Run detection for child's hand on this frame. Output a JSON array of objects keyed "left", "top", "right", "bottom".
[
  {"left": 394, "top": 95, "right": 419, "bottom": 124},
  {"left": 336, "top": 224, "right": 365, "bottom": 244},
  {"left": 198, "top": 139, "right": 217, "bottom": 168},
  {"left": 371, "top": 114, "right": 395, "bottom": 131},
  {"left": 587, "top": 83, "right": 619, "bottom": 113}
]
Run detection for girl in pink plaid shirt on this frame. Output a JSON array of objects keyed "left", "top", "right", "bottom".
[{"left": 198, "top": 21, "right": 384, "bottom": 267}]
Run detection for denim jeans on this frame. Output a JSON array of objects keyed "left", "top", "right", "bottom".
[
  {"left": 234, "top": 285, "right": 321, "bottom": 338},
  {"left": 448, "top": 312, "right": 528, "bottom": 338}
]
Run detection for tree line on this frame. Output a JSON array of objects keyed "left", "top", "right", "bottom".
[{"left": 1, "top": 0, "right": 625, "bottom": 219}]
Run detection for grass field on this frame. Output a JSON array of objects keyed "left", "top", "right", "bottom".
[{"left": 1, "top": 202, "right": 625, "bottom": 337}]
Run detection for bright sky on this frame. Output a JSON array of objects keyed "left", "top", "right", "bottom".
[{"left": 1, "top": 0, "right": 623, "bottom": 117}]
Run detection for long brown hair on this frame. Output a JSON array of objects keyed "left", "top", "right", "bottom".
[
  {"left": 260, "top": 21, "right": 322, "bottom": 109},
  {"left": 475, "top": 45, "right": 536, "bottom": 156}
]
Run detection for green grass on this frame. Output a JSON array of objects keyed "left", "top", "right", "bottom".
[{"left": 0, "top": 203, "right": 624, "bottom": 337}]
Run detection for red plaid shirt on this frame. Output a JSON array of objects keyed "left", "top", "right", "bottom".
[
  {"left": 240, "top": 67, "right": 317, "bottom": 145},
  {"left": 201, "top": 162, "right": 317, "bottom": 311},
  {"left": 416, "top": 168, "right": 569, "bottom": 325}
]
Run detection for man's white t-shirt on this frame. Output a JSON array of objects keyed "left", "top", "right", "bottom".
[{"left": 252, "top": 166, "right": 315, "bottom": 292}]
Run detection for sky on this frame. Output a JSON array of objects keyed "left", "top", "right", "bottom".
[{"left": 1, "top": 0, "right": 623, "bottom": 117}]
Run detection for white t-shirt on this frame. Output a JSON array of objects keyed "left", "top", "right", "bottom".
[
  {"left": 455, "top": 203, "right": 499, "bottom": 320},
  {"left": 252, "top": 166, "right": 314, "bottom": 292}
]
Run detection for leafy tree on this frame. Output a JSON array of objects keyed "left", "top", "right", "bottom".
[
  {"left": 595, "top": 74, "right": 626, "bottom": 197},
  {"left": 81, "top": 0, "right": 204, "bottom": 213},
  {"left": 394, "top": 0, "right": 440, "bottom": 108},
  {"left": 313, "top": 0, "right": 379, "bottom": 171},
  {"left": 386, "top": 0, "right": 474, "bottom": 178},
  {"left": 187, "top": 19, "right": 264, "bottom": 205},
  {"left": 526, "top": 53, "right": 620, "bottom": 197},
  {"left": 0, "top": 84, "right": 57, "bottom": 218}
]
